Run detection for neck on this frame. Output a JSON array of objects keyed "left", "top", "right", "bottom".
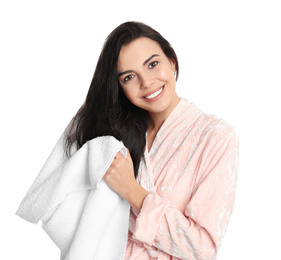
[
  {"left": 148, "top": 114, "right": 167, "bottom": 134},
  {"left": 146, "top": 94, "right": 180, "bottom": 152},
  {"left": 148, "top": 96, "right": 180, "bottom": 132}
]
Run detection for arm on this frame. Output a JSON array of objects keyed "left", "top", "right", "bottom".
[
  {"left": 132, "top": 130, "right": 239, "bottom": 259},
  {"left": 103, "top": 149, "right": 149, "bottom": 214}
]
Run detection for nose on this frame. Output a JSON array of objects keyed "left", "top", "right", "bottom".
[{"left": 139, "top": 73, "right": 154, "bottom": 89}]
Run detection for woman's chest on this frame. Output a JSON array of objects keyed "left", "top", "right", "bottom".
[{"left": 137, "top": 147, "right": 200, "bottom": 213}]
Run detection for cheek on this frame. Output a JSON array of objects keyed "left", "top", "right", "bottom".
[
  {"left": 121, "top": 87, "right": 138, "bottom": 103},
  {"left": 157, "top": 66, "right": 174, "bottom": 80}
]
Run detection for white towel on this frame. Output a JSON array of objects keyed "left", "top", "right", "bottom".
[{"left": 16, "top": 133, "right": 130, "bottom": 260}]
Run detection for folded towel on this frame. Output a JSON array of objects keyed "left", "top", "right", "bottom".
[{"left": 16, "top": 133, "right": 130, "bottom": 260}]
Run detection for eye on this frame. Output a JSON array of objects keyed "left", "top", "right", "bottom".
[
  {"left": 148, "top": 61, "right": 158, "bottom": 69},
  {"left": 123, "top": 74, "right": 135, "bottom": 83}
]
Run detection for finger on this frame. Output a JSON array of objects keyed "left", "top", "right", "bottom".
[{"left": 115, "top": 152, "right": 124, "bottom": 160}]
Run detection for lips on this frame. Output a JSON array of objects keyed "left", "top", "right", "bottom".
[{"left": 143, "top": 85, "right": 165, "bottom": 100}]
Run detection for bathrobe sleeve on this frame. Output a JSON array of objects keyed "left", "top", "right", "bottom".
[{"left": 132, "top": 128, "right": 239, "bottom": 259}]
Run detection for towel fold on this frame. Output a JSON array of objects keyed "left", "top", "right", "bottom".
[{"left": 16, "top": 133, "right": 130, "bottom": 260}]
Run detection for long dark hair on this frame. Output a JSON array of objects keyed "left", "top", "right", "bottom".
[{"left": 65, "top": 21, "right": 179, "bottom": 177}]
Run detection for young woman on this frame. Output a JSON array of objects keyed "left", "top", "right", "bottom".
[
  {"left": 65, "top": 21, "right": 239, "bottom": 259},
  {"left": 19, "top": 21, "right": 239, "bottom": 259}
]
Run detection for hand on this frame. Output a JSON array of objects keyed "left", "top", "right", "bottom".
[
  {"left": 103, "top": 148, "right": 149, "bottom": 213},
  {"left": 103, "top": 148, "right": 136, "bottom": 198}
]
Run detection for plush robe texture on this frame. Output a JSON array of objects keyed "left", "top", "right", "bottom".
[
  {"left": 124, "top": 98, "right": 239, "bottom": 259},
  {"left": 16, "top": 135, "right": 130, "bottom": 260}
]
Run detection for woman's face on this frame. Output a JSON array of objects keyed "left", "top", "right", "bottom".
[{"left": 117, "top": 37, "right": 180, "bottom": 120}]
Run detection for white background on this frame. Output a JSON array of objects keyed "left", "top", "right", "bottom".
[{"left": 1, "top": 0, "right": 281, "bottom": 259}]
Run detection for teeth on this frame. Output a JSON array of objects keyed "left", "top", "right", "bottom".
[{"left": 145, "top": 87, "right": 163, "bottom": 99}]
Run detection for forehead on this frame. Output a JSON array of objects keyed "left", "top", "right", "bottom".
[{"left": 118, "top": 37, "right": 164, "bottom": 69}]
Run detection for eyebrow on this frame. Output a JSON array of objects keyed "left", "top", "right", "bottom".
[
  {"left": 118, "top": 54, "right": 160, "bottom": 77},
  {"left": 143, "top": 54, "right": 159, "bottom": 66}
]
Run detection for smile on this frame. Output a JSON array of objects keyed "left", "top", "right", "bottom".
[{"left": 144, "top": 86, "right": 164, "bottom": 100}]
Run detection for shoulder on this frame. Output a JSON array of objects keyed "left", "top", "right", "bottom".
[
  {"left": 185, "top": 100, "right": 237, "bottom": 140},
  {"left": 192, "top": 108, "right": 239, "bottom": 163},
  {"left": 178, "top": 99, "right": 238, "bottom": 149},
  {"left": 162, "top": 98, "right": 238, "bottom": 153},
  {"left": 185, "top": 104, "right": 239, "bottom": 180},
  {"left": 201, "top": 113, "right": 237, "bottom": 140}
]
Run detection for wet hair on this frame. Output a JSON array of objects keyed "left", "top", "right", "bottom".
[{"left": 65, "top": 21, "right": 179, "bottom": 177}]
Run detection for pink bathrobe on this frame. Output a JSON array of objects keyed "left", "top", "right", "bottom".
[{"left": 125, "top": 98, "right": 239, "bottom": 259}]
